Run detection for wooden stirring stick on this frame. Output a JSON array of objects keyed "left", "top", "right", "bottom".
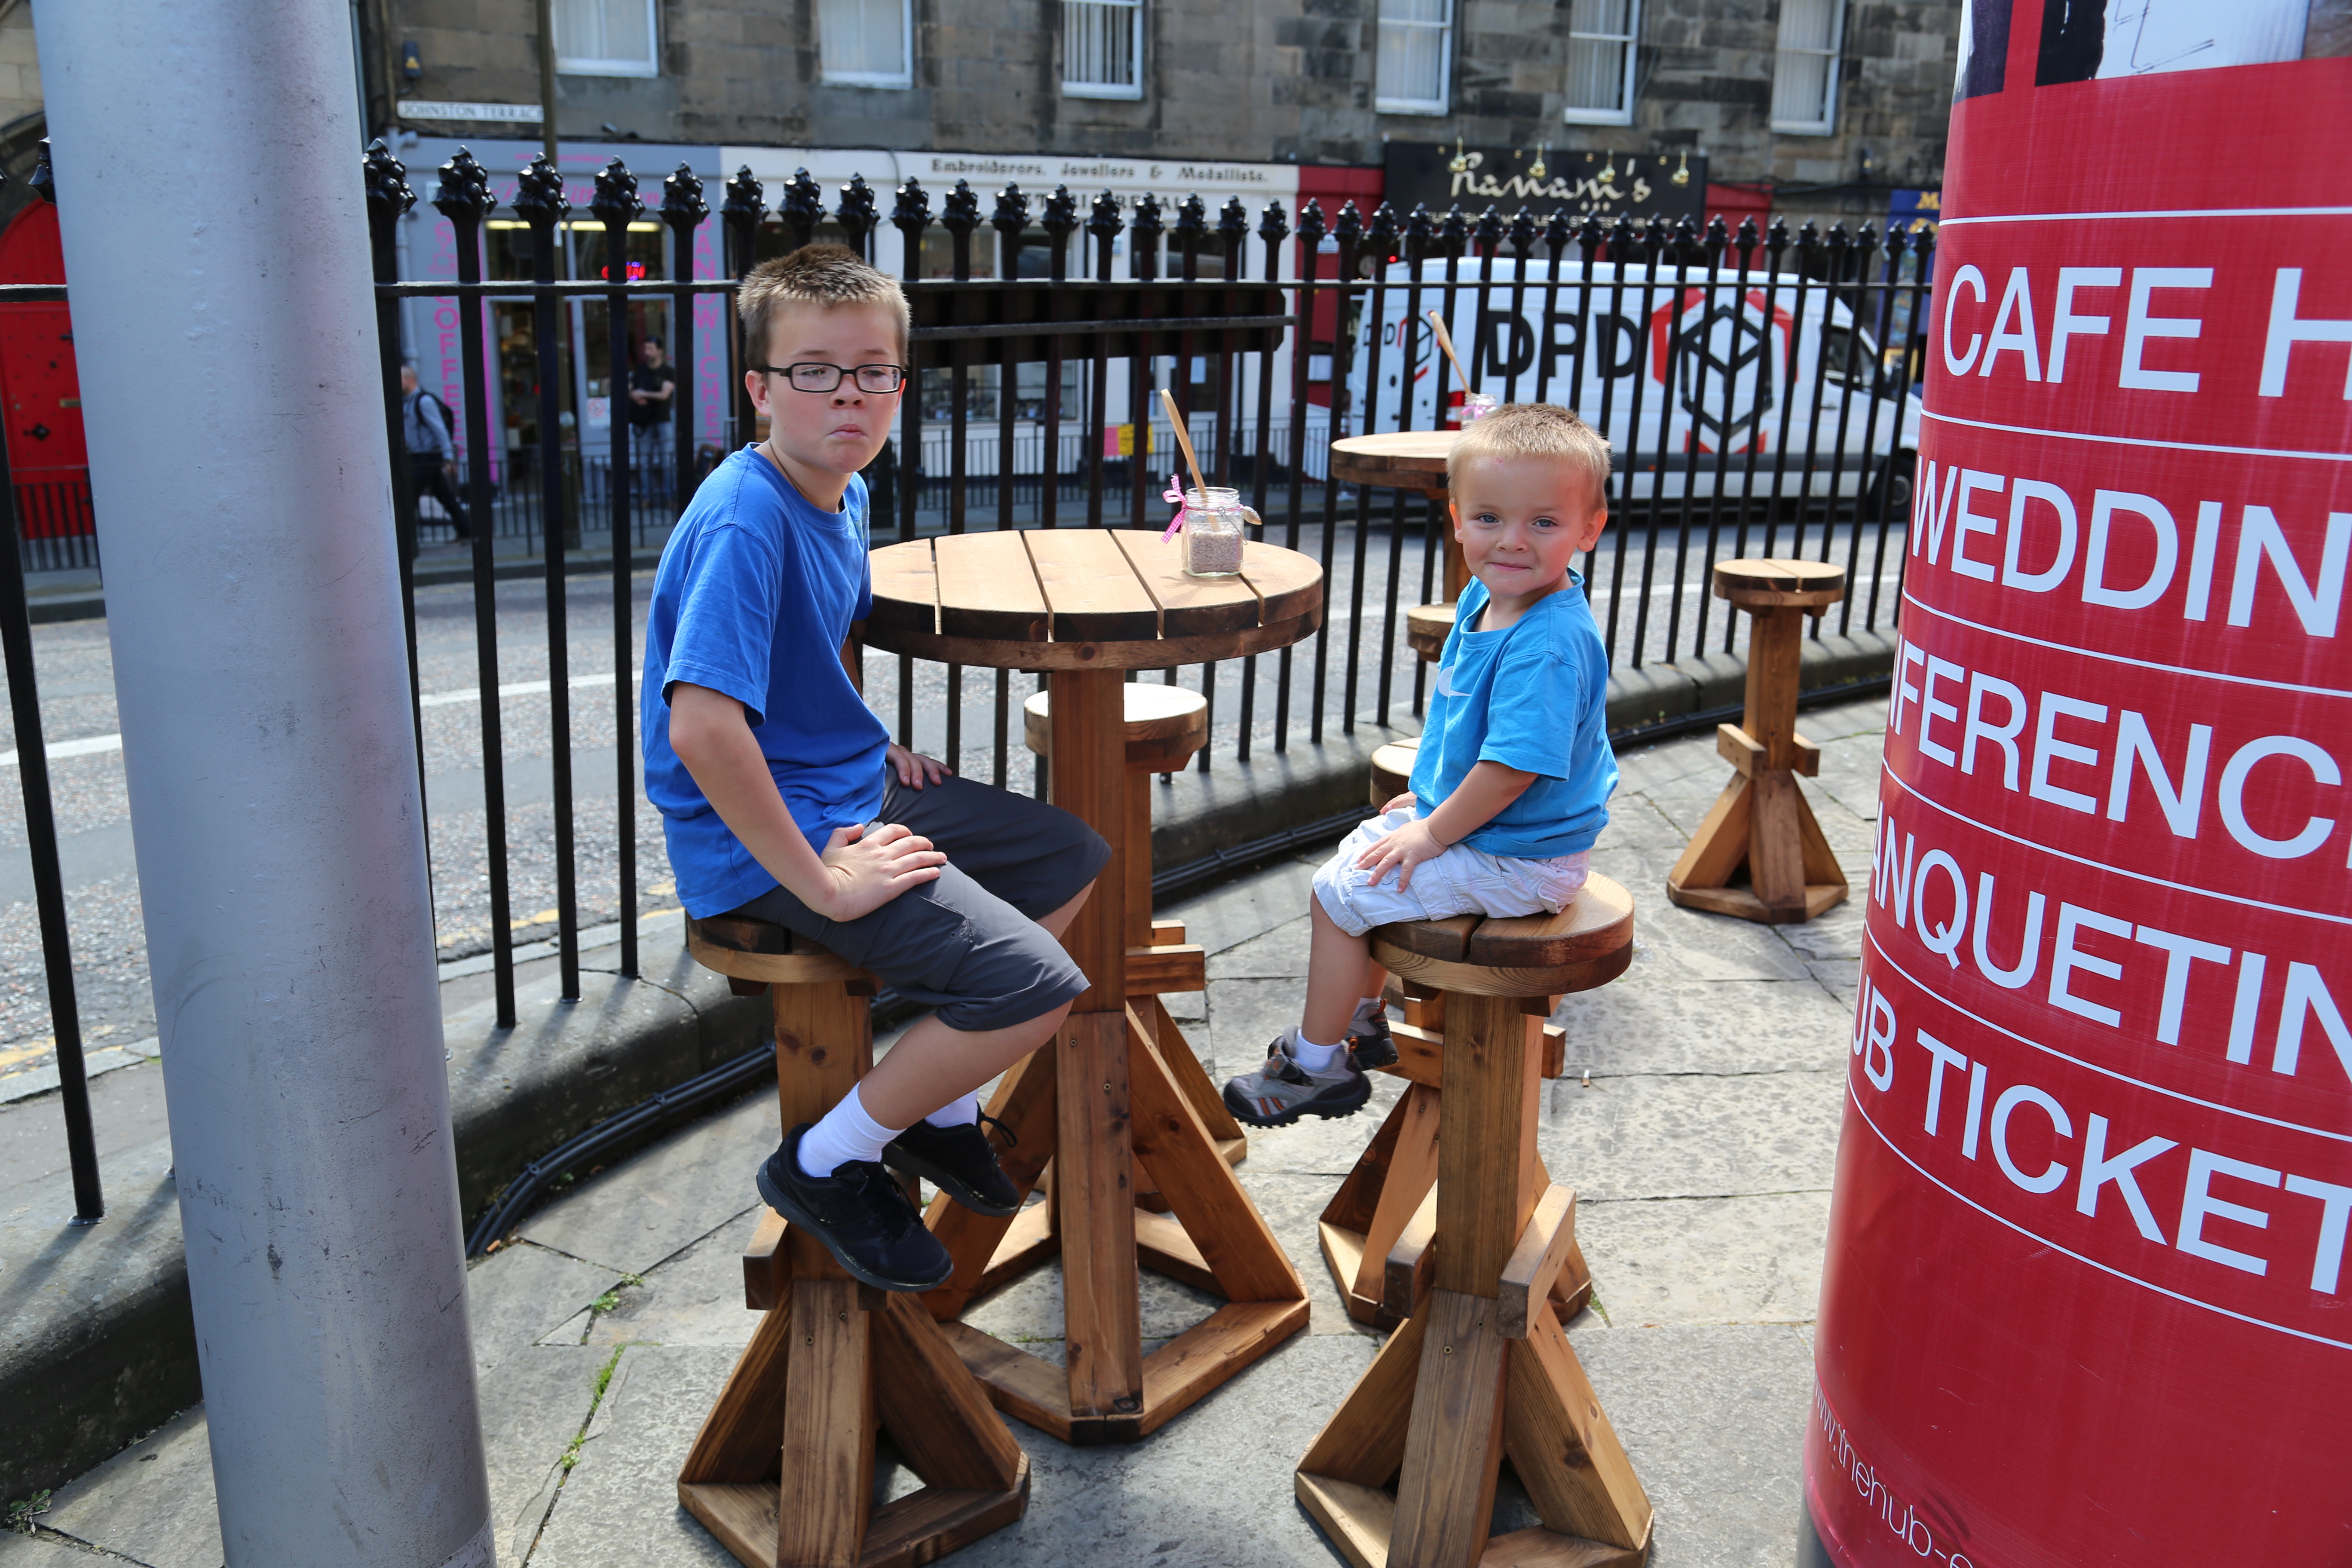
[
  {"left": 1158, "top": 386, "right": 1210, "bottom": 501},
  {"left": 1425, "top": 308, "right": 1473, "bottom": 390}
]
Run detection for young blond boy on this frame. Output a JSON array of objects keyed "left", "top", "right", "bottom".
[
  {"left": 1225, "top": 403, "right": 1617, "bottom": 1124},
  {"left": 642, "top": 246, "right": 1109, "bottom": 1289}
]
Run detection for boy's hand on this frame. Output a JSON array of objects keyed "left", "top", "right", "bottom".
[
  {"left": 816, "top": 821, "right": 946, "bottom": 922},
  {"left": 1381, "top": 792, "right": 1416, "bottom": 815},
  {"left": 1357, "top": 816, "right": 1450, "bottom": 891},
  {"left": 887, "top": 743, "right": 949, "bottom": 788}
]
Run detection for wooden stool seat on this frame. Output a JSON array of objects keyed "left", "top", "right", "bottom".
[
  {"left": 1404, "top": 602, "right": 1455, "bottom": 664},
  {"left": 1298, "top": 876, "right": 1651, "bottom": 1568},
  {"left": 687, "top": 912, "right": 864, "bottom": 986},
  {"left": 676, "top": 918, "right": 1030, "bottom": 1567},
  {"left": 1022, "top": 683, "right": 1208, "bottom": 772},
  {"left": 1317, "top": 879, "right": 1629, "bottom": 1331},
  {"left": 1370, "top": 739, "right": 1420, "bottom": 807},
  {"left": 1372, "top": 876, "right": 1635, "bottom": 998},
  {"left": 1666, "top": 558, "right": 1851, "bottom": 925}
]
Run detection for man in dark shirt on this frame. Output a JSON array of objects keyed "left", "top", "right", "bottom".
[{"left": 628, "top": 335, "right": 677, "bottom": 494}]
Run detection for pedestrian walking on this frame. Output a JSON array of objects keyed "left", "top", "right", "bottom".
[{"left": 399, "top": 364, "right": 470, "bottom": 542}]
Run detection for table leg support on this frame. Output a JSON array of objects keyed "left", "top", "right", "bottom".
[{"left": 1057, "top": 1008, "right": 1144, "bottom": 1421}]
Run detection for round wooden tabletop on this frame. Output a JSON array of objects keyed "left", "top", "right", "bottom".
[
  {"left": 1330, "top": 431, "right": 1456, "bottom": 496},
  {"left": 862, "top": 528, "right": 1324, "bottom": 671},
  {"left": 1711, "top": 557, "right": 1846, "bottom": 608}
]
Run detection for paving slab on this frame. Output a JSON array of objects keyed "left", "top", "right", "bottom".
[
  {"left": 1168, "top": 856, "right": 1320, "bottom": 959},
  {"left": 1197, "top": 976, "right": 1298, "bottom": 1077},
  {"left": 1627, "top": 900, "right": 1818, "bottom": 986},
  {"left": 579, "top": 1204, "right": 765, "bottom": 1351},
  {"left": 465, "top": 1241, "right": 625, "bottom": 1374},
  {"left": 1562, "top": 1323, "right": 1817, "bottom": 1568},
  {"left": 477, "top": 1345, "right": 616, "bottom": 1565},
  {"left": 1536, "top": 1069, "right": 1847, "bottom": 1204},
  {"left": 1553, "top": 975, "right": 1849, "bottom": 1079},
  {"left": 518, "top": 1087, "right": 777, "bottom": 1276},
  {"left": 1578, "top": 1193, "right": 1833, "bottom": 1328},
  {"left": 526, "top": 1344, "right": 740, "bottom": 1568},
  {"left": 33, "top": 1406, "right": 220, "bottom": 1568},
  {"left": 1204, "top": 913, "right": 1312, "bottom": 980},
  {"left": 0, "top": 1532, "right": 113, "bottom": 1565}
]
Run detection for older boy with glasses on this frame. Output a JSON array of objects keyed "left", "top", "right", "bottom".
[{"left": 641, "top": 245, "right": 1109, "bottom": 1291}]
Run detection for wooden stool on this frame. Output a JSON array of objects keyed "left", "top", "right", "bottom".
[
  {"left": 1370, "top": 739, "right": 1421, "bottom": 807},
  {"left": 1297, "top": 884, "right": 1651, "bottom": 1568},
  {"left": 1019, "top": 683, "right": 1249, "bottom": 1181},
  {"left": 677, "top": 914, "right": 1030, "bottom": 1568},
  {"left": 1317, "top": 876, "right": 1592, "bottom": 1332},
  {"left": 1404, "top": 602, "right": 1457, "bottom": 664},
  {"left": 1665, "top": 559, "right": 1850, "bottom": 925}
]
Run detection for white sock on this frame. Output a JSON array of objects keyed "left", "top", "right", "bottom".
[
  {"left": 796, "top": 1082, "right": 901, "bottom": 1179},
  {"left": 1289, "top": 1030, "right": 1347, "bottom": 1073},
  {"left": 924, "top": 1091, "right": 982, "bottom": 1130},
  {"left": 1352, "top": 996, "right": 1386, "bottom": 1028}
]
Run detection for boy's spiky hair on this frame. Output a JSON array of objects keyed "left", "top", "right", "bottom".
[
  {"left": 736, "top": 243, "right": 911, "bottom": 364},
  {"left": 1447, "top": 402, "right": 1611, "bottom": 509}
]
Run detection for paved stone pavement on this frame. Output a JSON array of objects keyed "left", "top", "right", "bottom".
[{"left": 2, "top": 696, "right": 1885, "bottom": 1568}]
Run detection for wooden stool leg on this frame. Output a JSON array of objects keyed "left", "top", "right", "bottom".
[
  {"left": 1502, "top": 1305, "right": 1651, "bottom": 1552},
  {"left": 1390, "top": 1289, "right": 1510, "bottom": 1568},
  {"left": 1436, "top": 994, "right": 1544, "bottom": 1293},
  {"left": 1353, "top": 1087, "right": 1441, "bottom": 1322},
  {"left": 1297, "top": 982, "right": 1651, "bottom": 1568},
  {"left": 778, "top": 1280, "right": 875, "bottom": 1568},
  {"left": 682, "top": 974, "right": 1032, "bottom": 1568},
  {"left": 1317, "top": 1087, "right": 1436, "bottom": 1325},
  {"left": 772, "top": 979, "right": 871, "bottom": 1131},
  {"left": 680, "top": 1283, "right": 795, "bottom": 1489}
]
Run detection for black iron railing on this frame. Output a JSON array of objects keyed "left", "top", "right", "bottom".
[
  {"left": 0, "top": 134, "right": 1933, "bottom": 1216},
  {"left": 367, "top": 142, "right": 1928, "bottom": 1033}
]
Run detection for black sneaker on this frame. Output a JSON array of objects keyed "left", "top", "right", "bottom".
[
  {"left": 885, "top": 1112, "right": 1022, "bottom": 1218},
  {"left": 755, "top": 1126, "right": 954, "bottom": 1292},
  {"left": 1348, "top": 1010, "right": 1398, "bottom": 1072}
]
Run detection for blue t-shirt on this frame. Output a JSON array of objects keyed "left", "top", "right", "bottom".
[
  {"left": 641, "top": 447, "right": 889, "bottom": 917},
  {"left": 1408, "top": 573, "right": 1616, "bottom": 858}
]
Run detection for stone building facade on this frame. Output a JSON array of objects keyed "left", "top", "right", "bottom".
[{"left": 365, "top": 0, "right": 1961, "bottom": 230}]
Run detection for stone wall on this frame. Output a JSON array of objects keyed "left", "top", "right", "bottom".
[{"left": 371, "top": 0, "right": 1959, "bottom": 228}]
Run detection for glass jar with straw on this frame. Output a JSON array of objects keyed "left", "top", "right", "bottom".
[{"left": 1158, "top": 389, "right": 1259, "bottom": 578}]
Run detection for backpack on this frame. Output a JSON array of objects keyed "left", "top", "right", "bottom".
[{"left": 412, "top": 389, "right": 457, "bottom": 454}]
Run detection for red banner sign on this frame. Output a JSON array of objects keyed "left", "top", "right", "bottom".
[{"left": 1805, "top": 6, "right": 2352, "bottom": 1564}]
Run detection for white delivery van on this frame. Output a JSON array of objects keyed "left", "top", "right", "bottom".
[{"left": 1344, "top": 260, "right": 1923, "bottom": 509}]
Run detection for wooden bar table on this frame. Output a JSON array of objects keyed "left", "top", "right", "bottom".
[
  {"left": 1331, "top": 430, "right": 1463, "bottom": 662},
  {"left": 863, "top": 527, "right": 1323, "bottom": 1444}
]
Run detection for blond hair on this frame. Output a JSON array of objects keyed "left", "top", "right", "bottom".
[
  {"left": 1447, "top": 402, "right": 1611, "bottom": 510},
  {"left": 736, "top": 243, "right": 911, "bottom": 364}
]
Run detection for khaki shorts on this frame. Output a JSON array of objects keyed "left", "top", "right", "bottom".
[{"left": 1311, "top": 807, "right": 1590, "bottom": 938}]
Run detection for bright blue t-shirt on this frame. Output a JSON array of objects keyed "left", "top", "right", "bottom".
[
  {"left": 641, "top": 447, "right": 888, "bottom": 917},
  {"left": 1408, "top": 572, "right": 1616, "bottom": 858}
]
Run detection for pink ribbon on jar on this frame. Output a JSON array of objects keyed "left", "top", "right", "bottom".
[{"left": 1161, "top": 475, "right": 1190, "bottom": 540}]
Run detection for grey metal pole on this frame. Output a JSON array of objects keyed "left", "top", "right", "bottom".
[{"left": 33, "top": 5, "right": 494, "bottom": 1566}]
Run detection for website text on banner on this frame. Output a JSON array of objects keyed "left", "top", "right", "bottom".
[{"left": 1804, "top": 6, "right": 2352, "bottom": 1566}]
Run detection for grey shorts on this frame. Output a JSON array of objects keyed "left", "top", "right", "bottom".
[{"left": 728, "top": 769, "right": 1110, "bottom": 1032}]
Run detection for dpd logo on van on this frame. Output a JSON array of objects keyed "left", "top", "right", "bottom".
[{"left": 1648, "top": 289, "right": 1788, "bottom": 451}]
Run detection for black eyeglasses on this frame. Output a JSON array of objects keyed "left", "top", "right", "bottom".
[{"left": 752, "top": 362, "right": 908, "bottom": 394}]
